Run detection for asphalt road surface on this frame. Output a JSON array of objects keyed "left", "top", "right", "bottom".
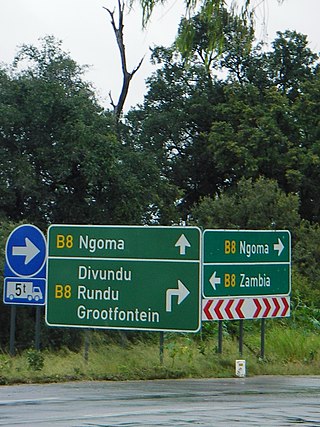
[{"left": 0, "top": 376, "right": 320, "bottom": 426}]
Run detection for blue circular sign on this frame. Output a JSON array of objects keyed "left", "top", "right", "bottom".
[{"left": 5, "top": 224, "right": 47, "bottom": 277}]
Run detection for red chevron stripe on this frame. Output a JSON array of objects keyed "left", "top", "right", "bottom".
[
  {"left": 236, "top": 299, "right": 245, "bottom": 318},
  {"left": 214, "top": 299, "right": 224, "bottom": 320},
  {"left": 281, "top": 297, "right": 290, "bottom": 316},
  {"left": 253, "top": 298, "right": 262, "bottom": 318},
  {"left": 272, "top": 297, "right": 281, "bottom": 316},
  {"left": 263, "top": 298, "right": 272, "bottom": 317},
  {"left": 203, "top": 300, "right": 213, "bottom": 320},
  {"left": 225, "top": 300, "right": 233, "bottom": 319}
]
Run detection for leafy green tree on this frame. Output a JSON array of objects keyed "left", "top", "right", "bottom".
[
  {"left": 0, "top": 36, "right": 176, "bottom": 227},
  {"left": 0, "top": 36, "right": 116, "bottom": 226},
  {"left": 136, "top": 0, "right": 282, "bottom": 59},
  {"left": 267, "top": 30, "right": 318, "bottom": 101},
  {"left": 291, "top": 67, "right": 320, "bottom": 222},
  {"left": 176, "top": 5, "right": 255, "bottom": 74},
  {"left": 126, "top": 46, "right": 227, "bottom": 218},
  {"left": 293, "top": 220, "right": 320, "bottom": 288},
  {"left": 207, "top": 83, "right": 298, "bottom": 191},
  {"left": 128, "top": 23, "right": 320, "bottom": 222},
  {"left": 190, "top": 176, "right": 300, "bottom": 230}
]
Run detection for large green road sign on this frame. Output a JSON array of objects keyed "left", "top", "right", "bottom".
[
  {"left": 203, "top": 230, "right": 291, "bottom": 298},
  {"left": 46, "top": 225, "right": 201, "bottom": 332}
]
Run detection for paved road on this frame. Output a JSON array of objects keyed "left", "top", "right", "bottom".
[{"left": 0, "top": 376, "right": 320, "bottom": 426}]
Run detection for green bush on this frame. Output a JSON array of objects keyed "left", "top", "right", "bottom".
[{"left": 26, "top": 349, "right": 44, "bottom": 371}]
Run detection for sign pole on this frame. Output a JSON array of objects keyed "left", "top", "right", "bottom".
[
  {"left": 35, "top": 306, "right": 41, "bottom": 351},
  {"left": 84, "top": 330, "right": 90, "bottom": 362},
  {"left": 239, "top": 319, "right": 244, "bottom": 356},
  {"left": 9, "top": 305, "right": 16, "bottom": 356},
  {"left": 260, "top": 318, "right": 266, "bottom": 359},
  {"left": 218, "top": 321, "right": 223, "bottom": 354},
  {"left": 159, "top": 332, "right": 164, "bottom": 364}
]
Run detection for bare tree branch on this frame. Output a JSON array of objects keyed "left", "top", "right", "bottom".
[
  {"left": 104, "top": 0, "right": 144, "bottom": 120},
  {"left": 108, "top": 90, "right": 116, "bottom": 110}
]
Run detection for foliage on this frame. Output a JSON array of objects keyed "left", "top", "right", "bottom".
[
  {"left": 268, "top": 30, "right": 318, "bottom": 101},
  {"left": 176, "top": 4, "right": 254, "bottom": 69},
  {"left": 135, "top": 0, "right": 261, "bottom": 60},
  {"left": 2, "top": 325, "right": 320, "bottom": 384},
  {"left": 291, "top": 221, "right": 320, "bottom": 300},
  {"left": 1, "top": 37, "right": 116, "bottom": 226},
  {"left": 26, "top": 349, "right": 44, "bottom": 371},
  {"left": 292, "top": 67, "right": 320, "bottom": 222},
  {"left": 190, "top": 176, "right": 300, "bottom": 230},
  {"left": 127, "top": 24, "right": 319, "bottom": 223},
  {"left": 0, "top": 36, "right": 177, "bottom": 227},
  {"left": 126, "top": 46, "right": 225, "bottom": 217}
]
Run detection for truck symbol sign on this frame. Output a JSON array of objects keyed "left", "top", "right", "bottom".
[{"left": 6, "top": 281, "right": 43, "bottom": 302}]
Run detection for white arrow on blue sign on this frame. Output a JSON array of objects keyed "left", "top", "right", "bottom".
[
  {"left": 5, "top": 224, "right": 46, "bottom": 277},
  {"left": 4, "top": 224, "right": 47, "bottom": 306}
]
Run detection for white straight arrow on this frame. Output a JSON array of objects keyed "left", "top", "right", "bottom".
[
  {"left": 166, "top": 280, "right": 190, "bottom": 312},
  {"left": 175, "top": 234, "right": 191, "bottom": 255},
  {"left": 209, "top": 271, "right": 221, "bottom": 291},
  {"left": 273, "top": 238, "right": 284, "bottom": 256},
  {"left": 12, "top": 237, "right": 40, "bottom": 265}
]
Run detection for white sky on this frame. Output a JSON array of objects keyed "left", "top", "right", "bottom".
[{"left": 0, "top": 0, "right": 319, "bottom": 111}]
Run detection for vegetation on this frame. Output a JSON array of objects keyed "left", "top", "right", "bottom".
[
  {"left": 136, "top": 0, "right": 276, "bottom": 60},
  {"left": 0, "top": 5, "right": 320, "bottom": 381},
  {"left": 1, "top": 323, "right": 320, "bottom": 385}
]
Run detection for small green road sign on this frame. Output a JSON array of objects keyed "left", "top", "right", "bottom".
[
  {"left": 46, "top": 225, "right": 201, "bottom": 332},
  {"left": 203, "top": 230, "right": 291, "bottom": 298}
]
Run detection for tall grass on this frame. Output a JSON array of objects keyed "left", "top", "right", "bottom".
[{"left": 1, "top": 325, "right": 320, "bottom": 385}]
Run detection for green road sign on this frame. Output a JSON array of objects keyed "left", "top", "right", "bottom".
[
  {"left": 203, "top": 230, "right": 291, "bottom": 298},
  {"left": 46, "top": 225, "right": 201, "bottom": 332}
]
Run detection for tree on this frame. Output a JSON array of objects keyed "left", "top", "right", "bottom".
[
  {"left": 292, "top": 220, "right": 320, "bottom": 305},
  {"left": 126, "top": 45, "right": 227, "bottom": 218},
  {"left": 291, "top": 66, "right": 320, "bottom": 222},
  {"left": 0, "top": 36, "right": 177, "bottom": 227},
  {"left": 135, "top": 0, "right": 284, "bottom": 58},
  {"left": 207, "top": 83, "right": 297, "bottom": 191},
  {"left": 267, "top": 30, "right": 318, "bottom": 101},
  {"left": 0, "top": 37, "right": 117, "bottom": 226},
  {"left": 127, "top": 22, "right": 320, "bottom": 222},
  {"left": 190, "top": 176, "right": 301, "bottom": 230},
  {"left": 104, "top": 0, "right": 143, "bottom": 120},
  {"left": 176, "top": 4, "right": 254, "bottom": 72}
]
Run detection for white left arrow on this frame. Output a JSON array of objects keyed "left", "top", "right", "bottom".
[
  {"left": 209, "top": 271, "right": 221, "bottom": 291},
  {"left": 273, "top": 238, "right": 284, "bottom": 256},
  {"left": 175, "top": 234, "right": 191, "bottom": 255},
  {"left": 12, "top": 237, "right": 40, "bottom": 265},
  {"left": 166, "top": 280, "right": 190, "bottom": 312}
]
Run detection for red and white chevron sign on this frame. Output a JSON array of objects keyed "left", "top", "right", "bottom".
[{"left": 202, "top": 296, "right": 290, "bottom": 321}]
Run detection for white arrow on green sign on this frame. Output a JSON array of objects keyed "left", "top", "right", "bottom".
[{"left": 45, "top": 225, "right": 201, "bottom": 332}]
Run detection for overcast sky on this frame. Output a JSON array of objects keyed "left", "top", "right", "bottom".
[{"left": 1, "top": 0, "right": 319, "bottom": 111}]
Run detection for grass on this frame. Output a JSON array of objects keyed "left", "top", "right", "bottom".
[{"left": 1, "top": 325, "right": 320, "bottom": 385}]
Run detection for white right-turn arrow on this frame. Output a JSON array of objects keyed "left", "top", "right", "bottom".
[{"left": 166, "top": 280, "right": 190, "bottom": 312}]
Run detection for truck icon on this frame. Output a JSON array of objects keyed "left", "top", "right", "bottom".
[{"left": 6, "top": 281, "right": 43, "bottom": 302}]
